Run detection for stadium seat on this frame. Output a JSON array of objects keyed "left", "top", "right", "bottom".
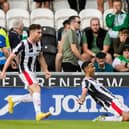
[
  {"left": 55, "top": 9, "right": 78, "bottom": 30},
  {"left": 9, "top": 0, "right": 29, "bottom": 10},
  {"left": 85, "top": 0, "right": 97, "bottom": 9},
  {"left": 53, "top": 0, "right": 70, "bottom": 11},
  {"left": 28, "top": 0, "right": 36, "bottom": 11},
  {"left": 79, "top": 8, "right": 103, "bottom": 30},
  {"left": 30, "top": 8, "right": 54, "bottom": 27},
  {"left": 104, "top": 0, "right": 110, "bottom": 11},
  {"left": 85, "top": 0, "right": 111, "bottom": 11},
  {"left": 6, "top": 9, "right": 30, "bottom": 30},
  {"left": 41, "top": 26, "right": 57, "bottom": 71},
  {"left": 0, "top": 10, "right": 6, "bottom": 28}
]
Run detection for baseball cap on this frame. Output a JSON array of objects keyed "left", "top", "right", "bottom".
[{"left": 96, "top": 52, "right": 106, "bottom": 59}]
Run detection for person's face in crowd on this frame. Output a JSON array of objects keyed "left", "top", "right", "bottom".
[
  {"left": 30, "top": 29, "right": 42, "bottom": 42},
  {"left": 85, "top": 63, "right": 96, "bottom": 77},
  {"left": 123, "top": 49, "right": 129, "bottom": 59},
  {"left": 119, "top": 32, "right": 128, "bottom": 43},
  {"left": 73, "top": 17, "right": 81, "bottom": 30},
  {"left": 96, "top": 58, "right": 105, "bottom": 68},
  {"left": 90, "top": 19, "right": 100, "bottom": 33},
  {"left": 0, "top": 0, "right": 9, "bottom": 13},
  {"left": 113, "top": 1, "right": 122, "bottom": 13}
]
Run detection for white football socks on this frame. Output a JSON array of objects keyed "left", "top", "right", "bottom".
[
  {"left": 32, "top": 92, "right": 41, "bottom": 116},
  {"left": 102, "top": 116, "right": 123, "bottom": 122},
  {"left": 11, "top": 94, "right": 32, "bottom": 103}
]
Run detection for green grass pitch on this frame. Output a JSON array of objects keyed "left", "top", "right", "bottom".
[{"left": 0, "top": 120, "right": 129, "bottom": 129}]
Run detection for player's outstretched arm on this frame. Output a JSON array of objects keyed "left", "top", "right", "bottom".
[
  {"left": 0, "top": 52, "right": 16, "bottom": 79},
  {"left": 77, "top": 88, "right": 88, "bottom": 105}
]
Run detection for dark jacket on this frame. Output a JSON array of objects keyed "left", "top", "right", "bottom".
[
  {"left": 8, "top": 29, "right": 22, "bottom": 49},
  {"left": 83, "top": 27, "right": 107, "bottom": 50}
]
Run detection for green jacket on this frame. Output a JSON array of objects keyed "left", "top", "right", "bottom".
[{"left": 106, "top": 12, "right": 129, "bottom": 31}]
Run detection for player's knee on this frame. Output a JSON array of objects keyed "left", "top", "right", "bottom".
[
  {"left": 122, "top": 112, "right": 129, "bottom": 121},
  {"left": 123, "top": 116, "right": 129, "bottom": 121},
  {"left": 29, "top": 83, "right": 41, "bottom": 93}
]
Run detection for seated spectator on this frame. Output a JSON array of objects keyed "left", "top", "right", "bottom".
[
  {"left": 83, "top": 17, "right": 112, "bottom": 64},
  {"left": 97, "top": 0, "right": 113, "bottom": 13},
  {"left": 55, "top": 19, "right": 70, "bottom": 72},
  {"left": 8, "top": 19, "right": 24, "bottom": 72},
  {"left": 112, "top": 45, "right": 129, "bottom": 72},
  {"left": 34, "top": 0, "right": 53, "bottom": 9},
  {"left": 94, "top": 52, "right": 114, "bottom": 72},
  {"left": 57, "top": 19, "right": 70, "bottom": 44},
  {"left": 0, "top": 26, "right": 16, "bottom": 71},
  {"left": 113, "top": 28, "right": 129, "bottom": 57},
  {"left": 106, "top": 0, "right": 129, "bottom": 39},
  {"left": 0, "top": 0, "right": 9, "bottom": 13},
  {"left": 9, "top": 19, "right": 24, "bottom": 50},
  {"left": 22, "top": 27, "right": 29, "bottom": 40},
  {"left": 68, "top": 0, "right": 87, "bottom": 12}
]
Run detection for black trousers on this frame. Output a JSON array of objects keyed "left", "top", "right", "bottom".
[
  {"left": 68, "top": 0, "right": 87, "bottom": 12},
  {"left": 62, "top": 62, "right": 81, "bottom": 72}
]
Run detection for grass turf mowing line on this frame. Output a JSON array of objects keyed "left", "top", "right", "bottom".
[{"left": 0, "top": 120, "right": 129, "bottom": 129}]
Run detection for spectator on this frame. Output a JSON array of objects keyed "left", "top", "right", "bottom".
[
  {"left": 8, "top": 20, "right": 24, "bottom": 71},
  {"left": 57, "top": 19, "right": 70, "bottom": 44},
  {"left": 113, "top": 28, "right": 129, "bottom": 57},
  {"left": 106, "top": 0, "right": 129, "bottom": 39},
  {"left": 55, "top": 19, "right": 70, "bottom": 72},
  {"left": 112, "top": 45, "right": 129, "bottom": 72},
  {"left": 62, "top": 16, "right": 85, "bottom": 72},
  {"left": 97, "top": 0, "right": 113, "bottom": 13},
  {"left": 22, "top": 27, "right": 29, "bottom": 40},
  {"left": 9, "top": 19, "right": 24, "bottom": 50},
  {"left": 34, "top": 0, "right": 53, "bottom": 9},
  {"left": 83, "top": 17, "right": 112, "bottom": 64},
  {"left": 68, "top": 0, "right": 87, "bottom": 12},
  {"left": 0, "top": 26, "right": 12, "bottom": 71},
  {"left": 0, "top": 0, "right": 9, "bottom": 13},
  {"left": 94, "top": 52, "right": 114, "bottom": 72}
]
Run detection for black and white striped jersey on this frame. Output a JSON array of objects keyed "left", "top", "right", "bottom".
[
  {"left": 82, "top": 77, "right": 116, "bottom": 108},
  {"left": 13, "top": 39, "right": 42, "bottom": 72}
]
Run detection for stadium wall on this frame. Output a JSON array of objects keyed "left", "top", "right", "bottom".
[{"left": 0, "top": 72, "right": 129, "bottom": 120}]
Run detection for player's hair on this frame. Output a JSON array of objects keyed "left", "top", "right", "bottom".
[
  {"left": 81, "top": 61, "right": 91, "bottom": 70},
  {"left": 29, "top": 24, "right": 42, "bottom": 32}
]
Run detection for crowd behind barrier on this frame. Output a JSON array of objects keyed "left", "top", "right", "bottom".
[
  {"left": 0, "top": 0, "right": 129, "bottom": 72},
  {"left": 0, "top": 72, "right": 129, "bottom": 87}
]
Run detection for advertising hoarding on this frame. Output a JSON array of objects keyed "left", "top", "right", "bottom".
[{"left": 0, "top": 87, "right": 129, "bottom": 120}]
